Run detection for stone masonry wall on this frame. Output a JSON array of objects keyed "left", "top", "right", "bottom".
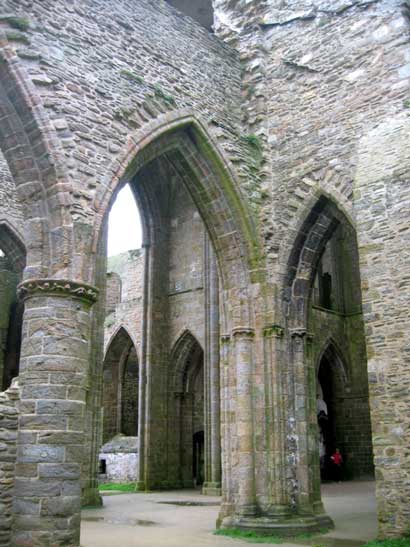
[
  {"left": 213, "top": 0, "right": 410, "bottom": 271},
  {"left": 168, "top": 183, "right": 206, "bottom": 348},
  {"left": 0, "top": 153, "right": 23, "bottom": 236},
  {"left": 213, "top": 0, "right": 410, "bottom": 536},
  {"left": 0, "top": 381, "right": 19, "bottom": 547},
  {"left": 0, "top": 0, "right": 253, "bottom": 286},
  {"left": 354, "top": 112, "right": 410, "bottom": 537},
  {"left": 105, "top": 250, "right": 144, "bottom": 356}
]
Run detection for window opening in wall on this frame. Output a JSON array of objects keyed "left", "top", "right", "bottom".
[
  {"left": 0, "top": 247, "right": 4, "bottom": 257},
  {"left": 99, "top": 459, "right": 107, "bottom": 475},
  {"left": 165, "top": 0, "right": 214, "bottom": 31},
  {"left": 108, "top": 184, "right": 142, "bottom": 257},
  {"left": 320, "top": 272, "right": 332, "bottom": 309}
]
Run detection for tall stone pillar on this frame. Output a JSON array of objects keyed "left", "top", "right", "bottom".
[
  {"left": 11, "top": 279, "right": 98, "bottom": 547},
  {"left": 262, "top": 325, "right": 290, "bottom": 515},
  {"left": 136, "top": 244, "right": 149, "bottom": 491},
  {"left": 218, "top": 333, "right": 233, "bottom": 523},
  {"left": 290, "top": 329, "right": 331, "bottom": 527},
  {"left": 232, "top": 326, "right": 257, "bottom": 517},
  {"left": 203, "top": 240, "right": 221, "bottom": 495}
]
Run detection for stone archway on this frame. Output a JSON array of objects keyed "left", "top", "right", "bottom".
[
  {"left": 102, "top": 327, "right": 139, "bottom": 443},
  {"left": 281, "top": 194, "right": 374, "bottom": 527},
  {"left": 86, "top": 116, "right": 262, "bottom": 519},
  {"left": 170, "top": 330, "right": 204, "bottom": 488}
]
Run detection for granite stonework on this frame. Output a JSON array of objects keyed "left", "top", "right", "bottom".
[
  {"left": 0, "top": 0, "right": 408, "bottom": 544},
  {"left": 0, "top": 381, "right": 19, "bottom": 547}
]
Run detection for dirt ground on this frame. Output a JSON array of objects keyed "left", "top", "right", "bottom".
[{"left": 80, "top": 481, "right": 377, "bottom": 547}]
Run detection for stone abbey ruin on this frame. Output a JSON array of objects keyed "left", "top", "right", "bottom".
[{"left": 0, "top": 0, "right": 409, "bottom": 545}]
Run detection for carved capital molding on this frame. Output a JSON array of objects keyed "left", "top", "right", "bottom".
[
  {"left": 290, "top": 328, "right": 307, "bottom": 338},
  {"left": 290, "top": 328, "right": 314, "bottom": 342},
  {"left": 18, "top": 279, "right": 99, "bottom": 305},
  {"left": 263, "top": 324, "right": 284, "bottom": 338},
  {"left": 220, "top": 333, "right": 231, "bottom": 344},
  {"left": 231, "top": 326, "right": 255, "bottom": 338}
]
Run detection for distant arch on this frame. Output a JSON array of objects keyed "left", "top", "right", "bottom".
[
  {"left": 91, "top": 112, "right": 260, "bottom": 329},
  {"left": 283, "top": 195, "right": 356, "bottom": 328},
  {"left": 316, "top": 339, "right": 349, "bottom": 386},
  {"left": 170, "top": 329, "right": 203, "bottom": 393},
  {"left": 102, "top": 326, "right": 139, "bottom": 442},
  {"left": 0, "top": 221, "right": 26, "bottom": 273}
]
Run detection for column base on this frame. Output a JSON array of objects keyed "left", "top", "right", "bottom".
[
  {"left": 219, "top": 512, "right": 334, "bottom": 537},
  {"left": 81, "top": 486, "right": 103, "bottom": 508},
  {"left": 135, "top": 481, "right": 147, "bottom": 492},
  {"left": 202, "top": 482, "right": 222, "bottom": 496}
]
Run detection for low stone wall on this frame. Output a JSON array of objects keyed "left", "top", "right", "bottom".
[
  {"left": 99, "top": 435, "right": 138, "bottom": 483},
  {"left": 0, "top": 380, "right": 19, "bottom": 547}
]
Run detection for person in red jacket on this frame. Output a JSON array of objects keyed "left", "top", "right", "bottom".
[{"left": 330, "top": 448, "right": 343, "bottom": 482}]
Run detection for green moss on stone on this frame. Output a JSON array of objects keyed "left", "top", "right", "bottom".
[
  {"left": 1, "top": 15, "right": 30, "bottom": 31},
  {"left": 154, "top": 84, "right": 176, "bottom": 106},
  {"left": 240, "top": 134, "right": 264, "bottom": 170},
  {"left": 6, "top": 30, "right": 30, "bottom": 44},
  {"left": 120, "top": 69, "right": 145, "bottom": 85}
]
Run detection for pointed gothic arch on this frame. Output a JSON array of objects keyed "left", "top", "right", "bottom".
[
  {"left": 102, "top": 326, "right": 139, "bottom": 442},
  {"left": 168, "top": 330, "right": 204, "bottom": 487},
  {"left": 281, "top": 194, "right": 373, "bottom": 518},
  {"left": 0, "top": 46, "right": 74, "bottom": 277}
]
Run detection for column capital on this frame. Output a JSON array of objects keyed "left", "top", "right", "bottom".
[
  {"left": 263, "top": 324, "right": 284, "bottom": 338},
  {"left": 220, "top": 333, "right": 231, "bottom": 344},
  {"left": 231, "top": 326, "right": 255, "bottom": 338},
  {"left": 290, "top": 328, "right": 314, "bottom": 342},
  {"left": 18, "top": 278, "right": 99, "bottom": 305}
]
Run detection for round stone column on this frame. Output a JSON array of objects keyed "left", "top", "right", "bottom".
[
  {"left": 11, "top": 279, "right": 98, "bottom": 547},
  {"left": 203, "top": 242, "right": 221, "bottom": 495},
  {"left": 232, "top": 326, "right": 257, "bottom": 518}
]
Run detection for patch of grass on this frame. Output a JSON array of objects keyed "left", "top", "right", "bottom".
[
  {"left": 214, "top": 529, "right": 283, "bottom": 543},
  {"left": 362, "top": 540, "right": 410, "bottom": 547},
  {"left": 214, "top": 527, "right": 331, "bottom": 544},
  {"left": 403, "top": 99, "right": 410, "bottom": 109},
  {"left": 98, "top": 483, "right": 136, "bottom": 492}
]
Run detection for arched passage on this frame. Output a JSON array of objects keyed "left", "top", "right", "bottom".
[
  {"left": 86, "top": 115, "right": 261, "bottom": 509},
  {"left": 316, "top": 342, "right": 348, "bottom": 481},
  {"left": 282, "top": 195, "right": 374, "bottom": 522},
  {"left": 169, "top": 330, "right": 204, "bottom": 488},
  {"left": 102, "top": 327, "right": 139, "bottom": 443}
]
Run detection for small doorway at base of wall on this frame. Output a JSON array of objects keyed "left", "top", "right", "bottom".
[{"left": 193, "top": 431, "right": 204, "bottom": 488}]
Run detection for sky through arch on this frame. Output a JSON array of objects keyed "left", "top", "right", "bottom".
[{"left": 107, "top": 184, "right": 142, "bottom": 256}]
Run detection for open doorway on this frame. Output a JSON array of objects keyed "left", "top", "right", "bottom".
[{"left": 311, "top": 221, "right": 374, "bottom": 484}]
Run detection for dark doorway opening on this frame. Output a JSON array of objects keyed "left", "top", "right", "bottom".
[{"left": 193, "top": 430, "right": 204, "bottom": 487}]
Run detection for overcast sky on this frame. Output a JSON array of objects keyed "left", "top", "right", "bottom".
[{"left": 107, "top": 184, "right": 142, "bottom": 256}]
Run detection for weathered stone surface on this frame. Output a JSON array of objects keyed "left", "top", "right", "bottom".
[{"left": 0, "top": 0, "right": 408, "bottom": 544}]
